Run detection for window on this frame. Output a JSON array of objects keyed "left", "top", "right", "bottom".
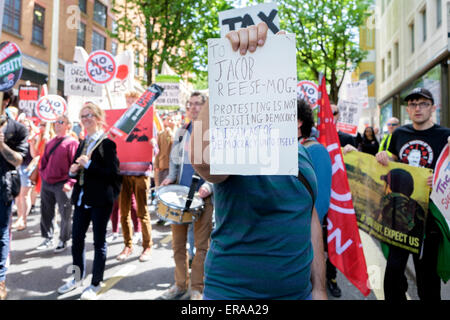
[
  {"left": 381, "top": 58, "right": 385, "bottom": 82},
  {"left": 111, "top": 20, "right": 118, "bottom": 36},
  {"left": 394, "top": 42, "right": 399, "bottom": 70},
  {"left": 3, "top": 0, "right": 22, "bottom": 34},
  {"left": 387, "top": 51, "right": 392, "bottom": 77},
  {"left": 135, "top": 26, "right": 140, "bottom": 39},
  {"left": 421, "top": 9, "right": 427, "bottom": 42},
  {"left": 79, "top": 0, "right": 87, "bottom": 14},
  {"left": 436, "top": 0, "right": 442, "bottom": 28},
  {"left": 111, "top": 42, "right": 118, "bottom": 56},
  {"left": 409, "top": 22, "right": 415, "bottom": 53},
  {"left": 32, "top": 4, "right": 45, "bottom": 45},
  {"left": 93, "top": 0, "right": 107, "bottom": 27},
  {"left": 77, "top": 22, "right": 86, "bottom": 47},
  {"left": 135, "top": 50, "right": 140, "bottom": 76},
  {"left": 92, "top": 30, "right": 106, "bottom": 51}
]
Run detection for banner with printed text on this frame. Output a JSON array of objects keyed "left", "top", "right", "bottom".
[{"left": 344, "top": 151, "right": 432, "bottom": 254}]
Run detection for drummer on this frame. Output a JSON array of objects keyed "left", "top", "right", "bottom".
[{"left": 159, "top": 92, "right": 214, "bottom": 301}]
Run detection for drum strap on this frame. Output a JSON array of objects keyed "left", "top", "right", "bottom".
[{"left": 297, "top": 170, "right": 315, "bottom": 215}]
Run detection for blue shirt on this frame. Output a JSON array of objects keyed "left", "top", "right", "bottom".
[
  {"left": 303, "top": 140, "right": 332, "bottom": 224},
  {"left": 204, "top": 145, "right": 317, "bottom": 300},
  {"left": 179, "top": 123, "right": 205, "bottom": 190}
]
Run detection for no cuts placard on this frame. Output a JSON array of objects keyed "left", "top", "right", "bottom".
[
  {"left": 86, "top": 50, "right": 117, "bottom": 84},
  {"left": 207, "top": 35, "right": 298, "bottom": 176},
  {"left": 35, "top": 95, "right": 67, "bottom": 122}
]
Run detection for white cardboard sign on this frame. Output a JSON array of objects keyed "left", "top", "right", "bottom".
[
  {"left": 346, "top": 80, "right": 369, "bottom": 109},
  {"left": 207, "top": 35, "right": 298, "bottom": 176},
  {"left": 64, "top": 64, "right": 102, "bottom": 97},
  {"left": 219, "top": 3, "right": 280, "bottom": 38}
]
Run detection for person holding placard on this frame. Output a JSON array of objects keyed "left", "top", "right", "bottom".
[
  {"left": 0, "top": 92, "right": 28, "bottom": 300},
  {"left": 57, "top": 102, "right": 122, "bottom": 300},
  {"left": 376, "top": 88, "right": 450, "bottom": 301},
  {"left": 190, "top": 23, "right": 327, "bottom": 300}
]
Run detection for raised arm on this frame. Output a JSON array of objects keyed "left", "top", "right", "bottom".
[{"left": 190, "top": 22, "right": 270, "bottom": 183}]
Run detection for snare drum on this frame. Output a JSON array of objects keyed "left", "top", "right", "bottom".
[{"left": 155, "top": 185, "right": 204, "bottom": 224}]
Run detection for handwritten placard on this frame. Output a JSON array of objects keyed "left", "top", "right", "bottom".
[
  {"left": 430, "top": 144, "right": 450, "bottom": 229},
  {"left": 207, "top": 35, "right": 298, "bottom": 175}
]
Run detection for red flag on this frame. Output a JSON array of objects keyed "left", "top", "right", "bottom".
[{"left": 317, "top": 75, "right": 371, "bottom": 296}]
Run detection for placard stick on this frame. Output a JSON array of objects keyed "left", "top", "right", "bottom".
[{"left": 105, "top": 85, "right": 113, "bottom": 110}]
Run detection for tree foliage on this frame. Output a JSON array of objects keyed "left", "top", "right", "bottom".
[
  {"left": 250, "top": 0, "right": 371, "bottom": 103},
  {"left": 111, "top": 0, "right": 232, "bottom": 86},
  {"left": 282, "top": 0, "right": 371, "bottom": 103}
]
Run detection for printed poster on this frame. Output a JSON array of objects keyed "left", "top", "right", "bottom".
[{"left": 344, "top": 151, "right": 432, "bottom": 254}]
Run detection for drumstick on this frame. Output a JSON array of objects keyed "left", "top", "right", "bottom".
[{"left": 183, "top": 175, "right": 201, "bottom": 212}]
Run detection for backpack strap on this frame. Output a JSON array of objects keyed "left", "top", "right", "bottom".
[{"left": 297, "top": 169, "right": 315, "bottom": 215}]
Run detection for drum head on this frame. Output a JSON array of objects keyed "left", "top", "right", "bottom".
[{"left": 156, "top": 185, "right": 204, "bottom": 210}]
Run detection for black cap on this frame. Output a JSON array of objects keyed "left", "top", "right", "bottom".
[{"left": 404, "top": 88, "right": 434, "bottom": 104}]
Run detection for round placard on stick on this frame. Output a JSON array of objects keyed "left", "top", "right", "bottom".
[
  {"left": 85, "top": 50, "right": 117, "bottom": 85},
  {"left": 297, "top": 80, "right": 319, "bottom": 109},
  {"left": 35, "top": 95, "right": 67, "bottom": 122},
  {"left": 0, "top": 41, "right": 23, "bottom": 92}
]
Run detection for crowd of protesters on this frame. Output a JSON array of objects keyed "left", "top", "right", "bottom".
[{"left": 0, "top": 22, "right": 448, "bottom": 302}]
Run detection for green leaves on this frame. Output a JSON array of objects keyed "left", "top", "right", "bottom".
[
  {"left": 112, "top": 0, "right": 232, "bottom": 86},
  {"left": 278, "top": 0, "right": 371, "bottom": 102}
]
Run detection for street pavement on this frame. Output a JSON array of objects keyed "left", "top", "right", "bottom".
[{"left": 5, "top": 198, "right": 450, "bottom": 300}]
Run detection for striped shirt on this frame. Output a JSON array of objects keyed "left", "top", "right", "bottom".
[{"left": 204, "top": 145, "right": 318, "bottom": 299}]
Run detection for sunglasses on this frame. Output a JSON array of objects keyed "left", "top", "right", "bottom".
[
  {"left": 55, "top": 120, "right": 66, "bottom": 124},
  {"left": 80, "top": 113, "right": 95, "bottom": 120},
  {"left": 387, "top": 123, "right": 399, "bottom": 127}
]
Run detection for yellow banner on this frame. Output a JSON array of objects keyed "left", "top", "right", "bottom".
[{"left": 344, "top": 151, "right": 433, "bottom": 254}]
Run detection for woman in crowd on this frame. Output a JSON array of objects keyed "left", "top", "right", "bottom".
[
  {"left": 57, "top": 102, "right": 121, "bottom": 300},
  {"left": 359, "top": 126, "right": 379, "bottom": 156}
]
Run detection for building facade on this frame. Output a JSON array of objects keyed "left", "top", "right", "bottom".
[
  {"left": 376, "top": 0, "right": 449, "bottom": 130},
  {"left": 0, "top": 0, "right": 147, "bottom": 96}
]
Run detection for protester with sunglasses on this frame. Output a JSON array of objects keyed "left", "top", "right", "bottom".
[
  {"left": 57, "top": 102, "right": 122, "bottom": 300},
  {"left": 378, "top": 117, "right": 400, "bottom": 158},
  {"left": 36, "top": 114, "right": 79, "bottom": 252}
]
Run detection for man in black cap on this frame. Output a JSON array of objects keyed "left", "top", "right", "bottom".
[{"left": 376, "top": 87, "right": 450, "bottom": 300}]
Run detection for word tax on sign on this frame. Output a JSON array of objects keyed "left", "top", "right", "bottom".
[
  {"left": 35, "top": 95, "right": 67, "bottom": 122},
  {"left": 85, "top": 50, "right": 117, "bottom": 85},
  {"left": 207, "top": 35, "right": 298, "bottom": 176}
]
